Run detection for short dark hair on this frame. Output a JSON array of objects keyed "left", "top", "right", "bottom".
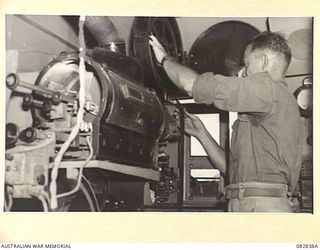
[{"left": 248, "top": 31, "right": 292, "bottom": 66}]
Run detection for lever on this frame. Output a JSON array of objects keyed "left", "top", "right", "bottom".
[
  {"left": 22, "top": 94, "right": 52, "bottom": 112},
  {"left": 6, "top": 73, "right": 75, "bottom": 104}
]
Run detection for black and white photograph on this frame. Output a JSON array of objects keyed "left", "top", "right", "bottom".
[{"left": 4, "top": 14, "right": 313, "bottom": 214}]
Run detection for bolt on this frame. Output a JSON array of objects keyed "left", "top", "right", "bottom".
[
  {"left": 36, "top": 174, "right": 46, "bottom": 185},
  {"left": 137, "top": 118, "right": 144, "bottom": 126}
]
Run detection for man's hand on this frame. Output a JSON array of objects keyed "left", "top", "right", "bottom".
[
  {"left": 237, "top": 67, "right": 246, "bottom": 78},
  {"left": 184, "top": 111, "right": 206, "bottom": 139},
  {"left": 184, "top": 110, "right": 226, "bottom": 174},
  {"left": 149, "top": 35, "right": 167, "bottom": 64},
  {"left": 150, "top": 34, "right": 198, "bottom": 96}
]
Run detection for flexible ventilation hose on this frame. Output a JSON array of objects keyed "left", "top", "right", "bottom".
[{"left": 85, "top": 16, "right": 122, "bottom": 45}]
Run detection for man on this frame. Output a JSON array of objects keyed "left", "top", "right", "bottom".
[{"left": 149, "top": 31, "right": 303, "bottom": 212}]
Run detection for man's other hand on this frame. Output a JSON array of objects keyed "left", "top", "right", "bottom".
[
  {"left": 149, "top": 35, "right": 167, "bottom": 64},
  {"left": 184, "top": 111, "right": 206, "bottom": 139}
]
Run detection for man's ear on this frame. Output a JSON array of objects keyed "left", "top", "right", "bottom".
[{"left": 261, "top": 53, "right": 269, "bottom": 71}]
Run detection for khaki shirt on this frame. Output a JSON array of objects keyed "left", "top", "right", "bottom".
[{"left": 192, "top": 72, "right": 303, "bottom": 190}]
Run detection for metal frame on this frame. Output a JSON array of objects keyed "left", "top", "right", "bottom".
[
  {"left": 59, "top": 160, "right": 161, "bottom": 181},
  {"left": 182, "top": 103, "right": 229, "bottom": 208}
]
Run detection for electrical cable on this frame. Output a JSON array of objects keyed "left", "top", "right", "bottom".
[
  {"left": 4, "top": 199, "right": 8, "bottom": 211},
  {"left": 4, "top": 193, "right": 13, "bottom": 212},
  {"left": 37, "top": 195, "right": 49, "bottom": 212},
  {"left": 49, "top": 15, "right": 87, "bottom": 210},
  {"left": 82, "top": 175, "right": 100, "bottom": 211},
  {"left": 173, "top": 96, "right": 185, "bottom": 211},
  {"left": 266, "top": 17, "right": 271, "bottom": 32},
  {"left": 4, "top": 185, "right": 13, "bottom": 212},
  {"left": 79, "top": 182, "right": 96, "bottom": 212},
  {"left": 41, "top": 189, "right": 50, "bottom": 202},
  {"left": 28, "top": 187, "right": 50, "bottom": 211},
  {"left": 56, "top": 135, "right": 93, "bottom": 199},
  {"left": 15, "top": 15, "right": 78, "bottom": 50}
]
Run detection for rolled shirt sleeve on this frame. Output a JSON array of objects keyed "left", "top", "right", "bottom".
[{"left": 192, "top": 72, "right": 276, "bottom": 113}]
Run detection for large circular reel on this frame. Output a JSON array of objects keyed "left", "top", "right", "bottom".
[
  {"left": 188, "top": 21, "right": 260, "bottom": 76},
  {"left": 129, "top": 17, "right": 184, "bottom": 100}
]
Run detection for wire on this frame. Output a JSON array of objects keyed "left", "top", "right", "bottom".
[
  {"left": 4, "top": 199, "right": 8, "bottom": 211},
  {"left": 4, "top": 193, "right": 13, "bottom": 212},
  {"left": 49, "top": 15, "right": 87, "bottom": 210},
  {"left": 15, "top": 15, "right": 78, "bottom": 50},
  {"left": 26, "top": 186, "right": 50, "bottom": 211},
  {"left": 266, "top": 17, "right": 271, "bottom": 32},
  {"left": 173, "top": 95, "right": 185, "bottom": 211},
  {"left": 30, "top": 192, "right": 49, "bottom": 212},
  {"left": 82, "top": 175, "right": 100, "bottom": 211},
  {"left": 79, "top": 182, "right": 96, "bottom": 212},
  {"left": 40, "top": 190, "right": 50, "bottom": 204},
  {"left": 4, "top": 185, "right": 13, "bottom": 212},
  {"left": 37, "top": 195, "right": 49, "bottom": 212},
  {"left": 56, "top": 135, "right": 93, "bottom": 199}
]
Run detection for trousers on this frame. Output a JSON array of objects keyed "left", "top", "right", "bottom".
[{"left": 228, "top": 196, "right": 292, "bottom": 212}]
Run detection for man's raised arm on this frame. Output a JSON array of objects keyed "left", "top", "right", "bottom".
[{"left": 149, "top": 35, "right": 198, "bottom": 96}]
